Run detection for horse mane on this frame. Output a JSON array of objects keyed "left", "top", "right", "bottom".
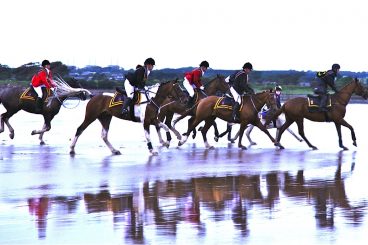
[{"left": 52, "top": 75, "right": 91, "bottom": 97}]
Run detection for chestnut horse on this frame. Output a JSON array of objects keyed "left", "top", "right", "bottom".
[
  {"left": 265, "top": 78, "right": 368, "bottom": 150},
  {"left": 0, "top": 82, "right": 91, "bottom": 144},
  {"left": 69, "top": 80, "right": 185, "bottom": 155},
  {"left": 176, "top": 91, "right": 283, "bottom": 149},
  {"left": 157, "top": 74, "right": 230, "bottom": 141}
]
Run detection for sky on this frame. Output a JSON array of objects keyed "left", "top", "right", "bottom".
[{"left": 0, "top": 0, "right": 367, "bottom": 71}]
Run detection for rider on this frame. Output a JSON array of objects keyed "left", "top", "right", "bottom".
[
  {"left": 274, "top": 85, "right": 282, "bottom": 109},
  {"left": 229, "top": 62, "right": 254, "bottom": 122},
  {"left": 314, "top": 63, "right": 340, "bottom": 111},
  {"left": 31, "top": 60, "right": 56, "bottom": 110},
  {"left": 121, "top": 57, "right": 155, "bottom": 115},
  {"left": 183, "top": 60, "right": 209, "bottom": 107}
]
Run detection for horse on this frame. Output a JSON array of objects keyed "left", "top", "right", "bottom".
[
  {"left": 69, "top": 80, "right": 186, "bottom": 155},
  {"left": 216, "top": 111, "right": 303, "bottom": 145},
  {"left": 160, "top": 74, "right": 230, "bottom": 140},
  {"left": 265, "top": 78, "right": 368, "bottom": 150},
  {"left": 0, "top": 78, "right": 92, "bottom": 145},
  {"left": 157, "top": 74, "right": 230, "bottom": 141},
  {"left": 176, "top": 91, "right": 284, "bottom": 149}
]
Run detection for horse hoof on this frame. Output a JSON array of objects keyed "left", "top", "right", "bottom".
[
  {"left": 69, "top": 150, "right": 75, "bottom": 155},
  {"left": 112, "top": 150, "right": 121, "bottom": 155},
  {"left": 250, "top": 142, "right": 257, "bottom": 145},
  {"left": 342, "top": 146, "right": 349, "bottom": 151},
  {"left": 353, "top": 142, "right": 357, "bottom": 147},
  {"left": 239, "top": 145, "right": 247, "bottom": 150},
  {"left": 311, "top": 146, "right": 318, "bottom": 150},
  {"left": 230, "top": 140, "right": 235, "bottom": 144},
  {"left": 40, "top": 141, "right": 45, "bottom": 145},
  {"left": 150, "top": 151, "right": 158, "bottom": 156},
  {"left": 214, "top": 137, "right": 219, "bottom": 142},
  {"left": 9, "top": 133, "right": 14, "bottom": 139},
  {"left": 31, "top": 130, "right": 36, "bottom": 135}
]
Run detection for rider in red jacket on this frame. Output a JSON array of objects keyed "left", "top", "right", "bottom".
[
  {"left": 31, "top": 60, "right": 56, "bottom": 110},
  {"left": 183, "top": 61, "right": 209, "bottom": 107}
]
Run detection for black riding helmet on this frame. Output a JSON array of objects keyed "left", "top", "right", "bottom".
[
  {"left": 243, "top": 62, "right": 253, "bottom": 70},
  {"left": 42, "top": 60, "right": 51, "bottom": 67},
  {"left": 144, "top": 57, "right": 155, "bottom": 66},
  {"left": 332, "top": 63, "right": 340, "bottom": 72},
  {"left": 199, "top": 60, "right": 209, "bottom": 68},
  {"left": 275, "top": 85, "right": 282, "bottom": 91}
]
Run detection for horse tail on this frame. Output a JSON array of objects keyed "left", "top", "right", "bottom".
[{"left": 264, "top": 105, "right": 284, "bottom": 126}]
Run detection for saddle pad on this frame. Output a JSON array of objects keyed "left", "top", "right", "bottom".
[
  {"left": 109, "top": 92, "right": 142, "bottom": 108},
  {"left": 20, "top": 88, "right": 36, "bottom": 101}
]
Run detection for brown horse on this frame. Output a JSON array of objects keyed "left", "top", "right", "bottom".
[
  {"left": 176, "top": 91, "right": 283, "bottom": 149},
  {"left": 0, "top": 81, "right": 91, "bottom": 144},
  {"left": 158, "top": 75, "right": 230, "bottom": 141},
  {"left": 69, "top": 80, "right": 185, "bottom": 155},
  {"left": 266, "top": 78, "right": 368, "bottom": 150}
]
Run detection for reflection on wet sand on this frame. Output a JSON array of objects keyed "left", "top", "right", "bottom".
[{"left": 25, "top": 152, "right": 366, "bottom": 243}]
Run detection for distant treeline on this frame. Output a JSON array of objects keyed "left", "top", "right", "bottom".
[{"left": 1, "top": 62, "right": 367, "bottom": 91}]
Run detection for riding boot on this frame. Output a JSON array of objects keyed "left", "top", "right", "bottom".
[
  {"left": 122, "top": 97, "right": 132, "bottom": 115},
  {"left": 319, "top": 94, "right": 327, "bottom": 112},
  {"left": 232, "top": 102, "right": 240, "bottom": 122}
]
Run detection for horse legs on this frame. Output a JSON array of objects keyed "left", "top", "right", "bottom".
[
  {"left": 1, "top": 115, "right": 15, "bottom": 139},
  {"left": 156, "top": 121, "right": 171, "bottom": 148},
  {"left": 237, "top": 122, "right": 249, "bottom": 149},
  {"left": 178, "top": 116, "right": 204, "bottom": 146},
  {"left": 200, "top": 117, "right": 216, "bottom": 149},
  {"left": 253, "top": 119, "right": 284, "bottom": 149},
  {"left": 338, "top": 119, "right": 357, "bottom": 148},
  {"left": 294, "top": 119, "right": 317, "bottom": 150},
  {"left": 98, "top": 115, "right": 121, "bottom": 155},
  {"left": 245, "top": 124, "right": 257, "bottom": 145},
  {"left": 164, "top": 113, "right": 182, "bottom": 140}
]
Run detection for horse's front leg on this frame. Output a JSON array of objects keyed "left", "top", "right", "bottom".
[
  {"left": 245, "top": 124, "right": 257, "bottom": 145},
  {"left": 38, "top": 124, "right": 46, "bottom": 145},
  {"left": 201, "top": 117, "right": 216, "bottom": 149},
  {"left": 157, "top": 121, "right": 171, "bottom": 148},
  {"left": 144, "top": 123, "right": 158, "bottom": 155},
  {"left": 334, "top": 122, "right": 348, "bottom": 150},
  {"left": 237, "top": 122, "right": 248, "bottom": 150},
  {"left": 339, "top": 119, "right": 357, "bottom": 147},
  {"left": 254, "top": 119, "right": 284, "bottom": 149}
]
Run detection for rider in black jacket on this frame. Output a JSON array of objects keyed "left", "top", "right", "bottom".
[{"left": 314, "top": 64, "right": 340, "bottom": 111}]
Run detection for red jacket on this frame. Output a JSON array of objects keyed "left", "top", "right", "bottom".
[
  {"left": 185, "top": 68, "right": 203, "bottom": 88},
  {"left": 31, "top": 69, "right": 55, "bottom": 88}
]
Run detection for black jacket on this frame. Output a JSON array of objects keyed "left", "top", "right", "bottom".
[
  {"left": 230, "top": 70, "right": 254, "bottom": 95},
  {"left": 315, "top": 70, "right": 338, "bottom": 94},
  {"left": 125, "top": 66, "right": 148, "bottom": 89}
]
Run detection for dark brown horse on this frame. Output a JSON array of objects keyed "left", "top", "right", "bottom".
[
  {"left": 69, "top": 80, "right": 185, "bottom": 155},
  {"left": 0, "top": 82, "right": 91, "bottom": 144},
  {"left": 266, "top": 78, "right": 368, "bottom": 150},
  {"left": 158, "top": 75, "right": 230, "bottom": 141},
  {"left": 176, "top": 91, "right": 283, "bottom": 149}
]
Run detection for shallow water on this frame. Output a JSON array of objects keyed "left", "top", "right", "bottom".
[{"left": 0, "top": 102, "right": 367, "bottom": 244}]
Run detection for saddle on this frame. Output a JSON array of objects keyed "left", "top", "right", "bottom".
[
  {"left": 20, "top": 87, "right": 52, "bottom": 102},
  {"left": 109, "top": 89, "right": 142, "bottom": 108},
  {"left": 214, "top": 95, "right": 242, "bottom": 111},
  {"left": 307, "top": 94, "right": 332, "bottom": 113}
]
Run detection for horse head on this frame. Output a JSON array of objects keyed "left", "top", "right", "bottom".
[
  {"left": 353, "top": 78, "right": 368, "bottom": 99},
  {"left": 155, "top": 79, "right": 187, "bottom": 104},
  {"left": 204, "top": 75, "right": 230, "bottom": 96}
]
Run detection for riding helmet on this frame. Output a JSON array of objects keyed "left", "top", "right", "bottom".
[
  {"left": 144, "top": 58, "right": 155, "bottom": 66},
  {"left": 41, "top": 60, "right": 51, "bottom": 67},
  {"left": 275, "top": 85, "right": 282, "bottom": 91},
  {"left": 332, "top": 63, "right": 340, "bottom": 71},
  {"left": 199, "top": 60, "right": 210, "bottom": 68},
  {"left": 243, "top": 62, "right": 253, "bottom": 70}
]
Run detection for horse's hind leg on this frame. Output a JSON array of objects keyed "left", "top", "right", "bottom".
[
  {"left": 1, "top": 116, "right": 15, "bottom": 139},
  {"left": 98, "top": 115, "right": 121, "bottom": 155},
  {"left": 295, "top": 119, "right": 317, "bottom": 150}
]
